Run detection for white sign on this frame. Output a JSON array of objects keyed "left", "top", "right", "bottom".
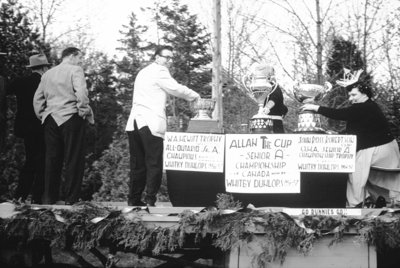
[
  {"left": 225, "top": 134, "right": 301, "bottom": 193},
  {"left": 163, "top": 132, "right": 225, "bottom": 172},
  {"left": 297, "top": 135, "right": 356, "bottom": 172},
  {"left": 282, "top": 208, "right": 362, "bottom": 216}
]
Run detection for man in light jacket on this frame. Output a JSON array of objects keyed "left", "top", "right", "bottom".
[
  {"left": 126, "top": 45, "right": 200, "bottom": 206},
  {"left": 34, "top": 47, "right": 94, "bottom": 205}
]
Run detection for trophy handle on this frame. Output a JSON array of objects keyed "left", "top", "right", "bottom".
[
  {"left": 319, "top": 81, "right": 333, "bottom": 101},
  {"left": 241, "top": 73, "right": 252, "bottom": 95},
  {"left": 324, "top": 81, "right": 332, "bottom": 91}
]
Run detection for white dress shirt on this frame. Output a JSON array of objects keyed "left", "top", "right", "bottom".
[{"left": 126, "top": 62, "right": 200, "bottom": 139}]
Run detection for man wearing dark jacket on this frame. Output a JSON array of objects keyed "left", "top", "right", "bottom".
[{"left": 8, "top": 54, "right": 50, "bottom": 204}]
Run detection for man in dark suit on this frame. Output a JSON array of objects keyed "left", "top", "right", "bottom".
[
  {"left": 34, "top": 47, "right": 94, "bottom": 205},
  {"left": 8, "top": 54, "right": 51, "bottom": 204}
]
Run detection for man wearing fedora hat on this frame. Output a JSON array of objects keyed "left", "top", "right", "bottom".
[{"left": 8, "top": 53, "right": 51, "bottom": 204}]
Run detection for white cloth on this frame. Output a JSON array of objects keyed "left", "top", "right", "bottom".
[
  {"left": 347, "top": 139, "right": 400, "bottom": 206},
  {"left": 125, "top": 62, "right": 200, "bottom": 139}
]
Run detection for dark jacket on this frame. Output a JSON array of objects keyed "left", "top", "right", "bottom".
[
  {"left": 8, "top": 72, "right": 43, "bottom": 138},
  {"left": 264, "top": 85, "right": 288, "bottom": 117},
  {"left": 318, "top": 99, "right": 394, "bottom": 151}
]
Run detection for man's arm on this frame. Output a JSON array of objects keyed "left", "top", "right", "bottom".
[
  {"left": 157, "top": 67, "right": 200, "bottom": 101},
  {"left": 72, "top": 67, "right": 94, "bottom": 124},
  {"left": 33, "top": 80, "right": 46, "bottom": 121}
]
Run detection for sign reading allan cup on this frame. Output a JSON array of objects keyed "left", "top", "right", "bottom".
[
  {"left": 225, "top": 134, "right": 301, "bottom": 193},
  {"left": 163, "top": 132, "right": 225, "bottom": 173}
]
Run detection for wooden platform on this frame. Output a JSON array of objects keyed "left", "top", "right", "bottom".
[
  {"left": 229, "top": 235, "right": 376, "bottom": 268},
  {"left": 2, "top": 202, "right": 398, "bottom": 267}
]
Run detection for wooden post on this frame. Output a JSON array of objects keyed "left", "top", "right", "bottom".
[
  {"left": 212, "top": 0, "right": 223, "bottom": 131},
  {"left": 315, "top": 0, "right": 323, "bottom": 84}
]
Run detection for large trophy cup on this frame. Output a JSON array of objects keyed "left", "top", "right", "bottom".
[
  {"left": 293, "top": 82, "right": 332, "bottom": 133},
  {"left": 242, "top": 63, "right": 276, "bottom": 133},
  {"left": 187, "top": 98, "right": 221, "bottom": 133},
  {"left": 192, "top": 98, "right": 216, "bottom": 120}
]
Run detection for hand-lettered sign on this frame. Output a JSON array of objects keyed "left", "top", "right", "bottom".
[
  {"left": 164, "top": 132, "right": 225, "bottom": 172},
  {"left": 297, "top": 135, "right": 356, "bottom": 172},
  {"left": 225, "top": 134, "right": 300, "bottom": 193}
]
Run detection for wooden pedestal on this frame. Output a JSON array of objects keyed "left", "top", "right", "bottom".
[{"left": 186, "top": 119, "right": 223, "bottom": 133}]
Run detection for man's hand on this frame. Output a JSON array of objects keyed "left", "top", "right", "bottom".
[{"left": 262, "top": 107, "right": 270, "bottom": 115}]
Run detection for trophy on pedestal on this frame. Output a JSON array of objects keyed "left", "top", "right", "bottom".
[
  {"left": 293, "top": 82, "right": 332, "bottom": 133},
  {"left": 192, "top": 98, "right": 216, "bottom": 120},
  {"left": 242, "top": 63, "right": 276, "bottom": 133},
  {"left": 187, "top": 98, "right": 221, "bottom": 133}
]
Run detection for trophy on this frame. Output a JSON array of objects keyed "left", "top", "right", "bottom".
[
  {"left": 192, "top": 98, "right": 216, "bottom": 120},
  {"left": 293, "top": 82, "right": 332, "bottom": 133},
  {"left": 187, "top": 98, "right": 221, "bottom": 133},
  {"left": 242, "top": 63, "right": 276, "bottom": 133}
]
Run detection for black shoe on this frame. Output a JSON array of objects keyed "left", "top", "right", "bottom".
[
  {"left": 375, "top": 196, "right": 387, "bottom": 208},
  {"left": 128, "top": 200, "right": 146, "bottom": 206},
  {"left": 355, "top": 196, "right": 375, "bottom": 208}
]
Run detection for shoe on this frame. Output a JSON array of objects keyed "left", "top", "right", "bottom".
[
  {"left": 146, "top": 201, "right": 156, "bottom": 207},
  {"left": 354, "top": 196, "right": 375, "bottom": 208},
  {"left": 375, "top": 196, "right": 387, "bottom": 208},
  {"left": 128, "top": 200, "right": 146, "bottom": 206}
]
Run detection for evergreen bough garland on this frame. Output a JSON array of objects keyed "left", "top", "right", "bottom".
[{"left": 1, "top": 201, "right": 400, "bottom": 267}]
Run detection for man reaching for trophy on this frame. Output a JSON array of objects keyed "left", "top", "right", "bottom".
[{"left": 301, "top": 69, "right": 400, "bottom": 207}]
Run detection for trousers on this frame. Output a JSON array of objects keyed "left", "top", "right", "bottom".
[
  {"left": 347, "top": 140, "right": 400, "bottom": 207},
  {"left": 15, "top": 131, "right": 45, "bottom": 202},
  {"left": 43, "top": 114, "right": 86, "bottom": 204},
  {"left": 127, "top": 121, "right": 163, "bottom": 204}
]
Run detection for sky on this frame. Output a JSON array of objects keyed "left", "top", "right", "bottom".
[
  {"left": 44, "top": 0, "right": 210, "bottom": 58},
  {"left": 13, "top": 0, "right": 400, "bottom": 87}
]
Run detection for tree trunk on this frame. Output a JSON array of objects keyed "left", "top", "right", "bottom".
[
  {"left": 212, "top": 0, "right": 223, "bottom": 130},
  {"left": 315, "top": 0, "right": 323, "bottom": 84}
]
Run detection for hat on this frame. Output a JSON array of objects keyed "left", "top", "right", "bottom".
[
  {"left": 26, "top": 54, "right": 50, "bottom": 68},
  {"left": 336, "top": 68, "right": 363, "bottom": 88}
]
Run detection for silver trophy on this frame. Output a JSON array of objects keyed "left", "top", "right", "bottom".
[
  {"left": 187, "top": 97, "right": 220, "bottom": 133},
  {"left": 192, "top": 98, "right": 216, "bottom": 120},
  {"left": 293, "top": 82, "right": 332, "bottom": 133},
  {"left": 242, "top": 63, "right": 276, "bottom": 133}
]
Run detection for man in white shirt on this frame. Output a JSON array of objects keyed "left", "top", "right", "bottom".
[{"left": 126, "top": 45, "right": 201, "bottom": 206}]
